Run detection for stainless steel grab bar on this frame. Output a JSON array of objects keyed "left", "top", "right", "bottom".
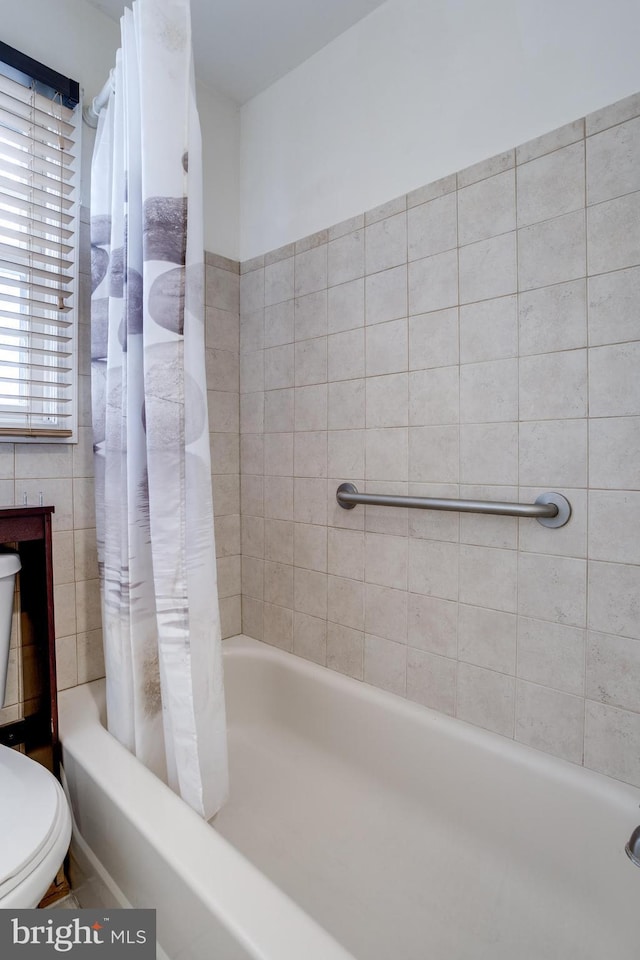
[{"left": 336, "top": 483, "right": 571, "bottom": 528}]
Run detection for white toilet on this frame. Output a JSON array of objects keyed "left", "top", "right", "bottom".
[{"left": 0, "top": 551, "right": 72, "bottom": 907}]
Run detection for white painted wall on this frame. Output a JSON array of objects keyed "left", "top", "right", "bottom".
[
  {"left": 240, "top": 0, "right": 640, "bottom": 259},
  {"left": 4, "top": 0, "right": 241, "bottom": 258}
]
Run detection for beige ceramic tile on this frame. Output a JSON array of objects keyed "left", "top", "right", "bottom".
[
  {"left": 294, "top": 522, "right": 327, "bottom": 572},
  {"left": 364, "top": 634, "right": 407, "bottom": 697},
  {"left": 518, "top": 280, "right": 587, "bottom": 355},
  {"left": 407, "top": 192, "right": 457, "bottom": 260},
  {"left": 515, "top": 681, "right": 584, "bottom": 763},
  {"left": 407, "top": 648, "right": 456, "bottom": 716},
  {"left": 589, "top": 417, "right": 640, "bottom": 490},
  {"left": 458, "top": 170, "right": 515, "bottom": 245},
  {"left": 460, "top": 296, "right": 517, "bottom": 363},
  {"left": 326, "top": 622, "right": 364, "bottom": 679},
  {"left": 408, "top": 538, "right": 458, "bottom": 601},
  {"left": 516, "top": 118, "right": 584, "bottom": 164},
  {"left": 293, "top": 612, "right": 327, "bottom": 666},
  {"left": 587, "top": 191, "right": 640, "bottom": 275},
  {"left": 460, "top": 423, "right": 517, "bottom": 485},
  {"left": 294, "top": 383, "right": 327, "bottom": 431},
  {"left": 518, "top": 210, "right": 586, "bottom": 290},
  {"left": 456, "top": 662, "right": 515, "bottom": 738},
  {"left": 588, "top": 561, "right": 640, "bottom": 639},
  {"left": 364, "top": 583, "right": 407, "bottom": 642},
  {"left": 366, "top": 374, "right": 408, "bottom": 428},
  {"left": 263, "top": 560, "right": 293, "bottom": 608},
  {"left": 588, "top": 490, "right": 640, "bottom": 564},
  {"left": 459, "top": 231, "right": 517, "bottom": 304},
  {"left": 519, "top": 350, "right": 587, "bottom": 421},
  {"left": 327, "top": 278, "right": 365, "bottom": 334},
  {"left": 364, "top": 532, "right": 408, "bottom": 590},
  {"left": 365, "top": 318, "right": 408, "bottom": 376},
  {"left": 517, "top": 617, "right": 585, "bottom": 696},
  {"left": 587, "top": 116, "right": 640, "bottom": 205},
  {"left": 584, "top": 701, "right": 640, "bottom": 787},
  {"left": 365, "top": 212, "right": 407, "bottom": 274},
  {"left": 517, "top": 141, "right": 585, "bottom": 227},
  {"left": 460, "top": 359, "right": 518, "bottom": 423},
  {"left": 365, "top": 265, "right": 408, "bottom": 326},
  {"left": 458, "top": 604, "right": 516, "bottom": 674},
  {"left": 409, "top": 308, "right": 459, "bottom": 370},
  {"left": 409, "top": 425, "right": 459, "bottom": 484},
  {"left": 586, "top": 631, "right": 640, "bottom": 712},
  {"left": 588, "top": 266, "right": 640, "bottom": 347},
  {"left": 328, "top": 230, "right": 365, "bottom": 287},
  {"left": 408, "top": 250, "right": 458, "bottom": 315},
  {"left": 518, "top": 553, "right": 586, "bottom": 627},
  {"left": 589, "top": 342, "right": 640, "bottom": 417},
  {"left": 294, "top": 290, "right": 327, "bottom": 341},
  {"left": 294, "top": 245, "right": 327, "bottom": 297},
  {"left": 407, "top": 594, "right": 457, "bottom": 658}
]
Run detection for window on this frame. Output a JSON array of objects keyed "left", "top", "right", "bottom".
[{"left": 0, "top": 42, "right": 79, "bottom": 440}]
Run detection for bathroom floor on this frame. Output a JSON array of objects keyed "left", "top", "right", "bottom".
[{"left": 213, "top": 718, "right": 614, "bottom": 960}]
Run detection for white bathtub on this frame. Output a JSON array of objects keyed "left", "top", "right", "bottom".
[{"left": 59, "top": 635, "right": 640, "bottom": 960}]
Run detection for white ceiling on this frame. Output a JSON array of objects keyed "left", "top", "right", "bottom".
[{"left": 86, "top": 0, "right": 388, "bottom": 103}]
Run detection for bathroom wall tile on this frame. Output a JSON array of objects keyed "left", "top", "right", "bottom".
[
  {"left": 220, "top": 596, "right": 242, "bottom": 640},
  {"left": 264, "top": 344, "right": 294, "bottom": 391},
  {"left": 457, "top": 149, "right": 514, "bottom": 188},
  {"left": 409, "top": 425, "right": 459, "bottom": 484},
  {"left": 515, "top": 681, "right": 584, "bottom": 764},
  {"left": 588, "top": 561, "right": 640, "bottom": 639},
  {"left": 586, "top": 631, "right": 640, "bottom": 712},
  {"left": 294, "top": 523, "right": 327, "bottom": 573},
  {"left": 217, "top": 556, "right": 241, "bottom": 599},
  {"left": 407, "top": 648, "right": 456, "bottom": 715},
  {"left": 240, "top": 475, "right": 263, "bottom": 517},
  {"left": 264, "top": 388, "right": 294, "bottom": 432},
  {"left": 458, "top": 484, "right": 517, "bottom": 550},
  {"left": 328, "top": 230, "right": 365, "bottom": 287},
  {"left": 328, "top": 328, "right": 365, "bottom": 381},
  {"left": 328, "top": 576, "right": 364, "bottom": 631},
  {"left": 216, "top": 515, "right": 241, "bottom": 557},
  {"left": 365, "top": 265, "right": 407, "bottom": 326},
  {"left": 408, "top": 594, "right": 457, "bottom": 658},
  {"left": 77, "top": 628, "right": 105, "bottom": 685},
  {"left": 210, "top": 348, "right": 240, "bottom": 393},
  {"left": 458, "top": 604, "right": 516, "bottom": 674},
  {"left": 15, "top": 444, "right": 72, "bottom": 480},
  {"left": 211, "top": 433, "right": 239, "bottom": 475},
  {"left": 409, "top": 367, "right": 458, "bottom": 425},
  {"left": 365, "top": 533, "right": 408, "bottom": 590},
  {"left": 456, "top": 662, "right": 515, "bottom": 738},
  {"left": 460, "top": 359, "right": 518, "bottom": 423},
  {"left": 585, "top": 91, "right": 640, "bottom": 136},
  {"left": 326, "top": 622, "right": 363, "bottom": 679},
  {"left": 207, "top": 307, "right": 239, "bottom": 353},
  {"left": 328, "top": 429, "right": 365, "bottom": 478},
  {"left": 458, "top": 170, "right": 515, "bottom": 245},
  {"left": 294, "top": 568, "right": 327, "bottom": 619},
  {"left": 328, "top": 379, "right": 365, "bottom": 430},
  {"left": 242, "top": 596, "right": 263, "bottom": 640},
  {"left": 295, "top": 337, "right": 327, "bottom": 386},
  {"left": 264, "top": 519, "right": 293, "bottom": 565},
  {"left": 241, "top": 515, "right": 264, "bottom": 559},
  {"left": 293, "top": 612, "right": 327, "bottom": 665},
  {"left": 328, "top": 528, "right": 364, "bottom": 581},
  {"left": 365, "top": 195, "right": 406, "bottom": 225},
  {"left": 206, "top": 266, "right": 239, "bottom": 313},
  {"left": 589, "top": 418, "right": 640, "bottom": 490},
  {"left": 518, "top": 488, "right": 587, "bottom": 560},
  {"left": 517, "top": 141, "right": 585, "bottom": 227},
  {"left": 240, "top": 254, "right": 264, "bottom": 274},
  {"left": 588, "top": 490, "right": 640, "bottom": 564},
  {"left": 364, "top": 634, "right": 407, "bottom": 697},
  {"left": 587, "top": 116, "right": 640, "bottom": 205},
  {"left": 327, "top": 278, "right": 365, "bottom": 334},
  {"left": 364, "top": 583, "right": 407, "bottom": 642},
  {"left": 460, "top": 423, "right": 518, "bottom": 485},
  {"left": 365, "top": 428, "right": 408, "bottom": 482},
  {"left": 240, "top": 268, "right": 264, "bottom": 317},
  {"left": 460, "top": 296, "right": 517, "bottom": 363},
  {"left": 589, "top": 342, "right": 640, "bottom": 417},
  {"left": 75, "top": 579, "right": 101, "bottom": 633},
  {"left": 407, "top": 173, "right": 456, "bottom": 208},
  {"left": 208, "top": 391, "right": 239, "bottom": 434},
  {"left": 366, "top": 374, "right": 408, "bottom": 429},
  {"left": 517, "top": 617, "right": 585, "bottom": 696},
  {"left": 240, "top": 308, "right": 264, "bottom": 353},
  {"left": 518, "top": 210, "right": 586, "bottom": 290},
  {"left": 240, "top": 393, "right": 264, "bottom": 436},
  {"left": 264, "top": 433, "right": 293, "bottom": 477},
  {"left": 264, "top": 300, "right": 294, "bottom": 348},
  {"left": 409, "top": 308, "right": 459, "bottom": 370},
  {"left": 0, "top": 444, "right": 14, "bottom": 479},
  {"left": 519, "top": 350, "right": 587, "bottom": 420},
  {"left": 519, "top": 420, "right": 587, "bottom": 488},
  {"left": 407, "top": 192, "right": 457, "bottom": 260},
  {"left": 74, "top": 528, "right": 99, "bottom": 582},
  {"left": 516, "top": 118, "right": 584, "bottom": 164},
  {"left": 459, "top": 232, "right": 516, "bottom": 304},
  {"left": 73, "top": 477, "right": 96, "bottom": 530},
  {"left": 587, "top": 191, "right": 640, "bottom": 274},
  {"left": 263, "top": 476, "right": 293, "bottom": 520},
  {"left": 295, "top": 244, "right": 327, "bottom": 297},
  {"left": 364, "top": 481, "right": 409, "bottom": 537},
  {"left": 263, "top": 602, "right": 293, "bottom": 652},
  {"left": 328, "top": 213, "right": 364, "bottom": 241},
  {"left": 408, "top": 538, "right": 458, "bottom": 601},
  {"left": 408, "top": 482, "right": 459, "bottom": 543},
  {"left": 584, "top": 701, "right": 640, "bottom": 787},
  {"left": 240, "top": 350, "right": 263, "bottom": 394},
  {"left": 263, "top": 561, "right": 293, "bottom": 608},
  {"left": 408, "top": 250, "right": 458, "bottom": 315},
  {"left": 293, "top": 478, "right": 327, "bottom": 525},
  {"left": 53, "top": 531, "right": 75, "bottom": 585},
  {"left": 295, "top": 383, "right": 327, "bottom": 431},
  {"left": 366, "top": 212, "right": 407, "bottom": 274},
  {"left": 295, "top": 290, "right": 327, "bottom": 340},
  {"left": 296, "top": 230, "right": 329, "bottom": 255},
  {"left": 294, "top": 431, "right": 327, "bottom": 478},
  {"left": 214, "top": 470, "right": 240, "bottom": 517},
  {"left": 264, "top": 256, "right": 294, "bottom": 306},
  {"left": 518, "top": 280, "right": 587, "bottom": 355},
  {"left": 518, "top": 553, "right": 586, "bottom": 627},
  {"left": 365, "top": 318, "right": 408, "bottom": 376},
  {"left": 459, "top": 545, "right": 517, "bottom": 613},
  {"left": 242, "top": 556, "right": 264, "bottom": 600},
  {"left": 588, "top": 266, "right": 640, "bottom": 347},
  {"left": 55, "top": 634, "right": 77, "bottom": 690}
]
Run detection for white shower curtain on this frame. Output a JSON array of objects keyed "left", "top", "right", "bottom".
[{"left": 90, "top": 0, "right": 228, "bottom": 818}]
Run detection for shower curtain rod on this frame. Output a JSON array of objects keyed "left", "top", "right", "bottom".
[{"left": 82, "top": 70, "right": 115, "bottom": 128}]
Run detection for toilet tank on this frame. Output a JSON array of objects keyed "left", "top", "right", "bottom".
[{"left": 0, "top": 552, "right": 21, "bottom": 708}]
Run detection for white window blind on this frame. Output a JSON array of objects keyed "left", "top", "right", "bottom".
[{"left": 0, "top": 67, "right": 78, "bottom": 439}]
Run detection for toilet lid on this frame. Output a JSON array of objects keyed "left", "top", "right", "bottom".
[{"left": 0, "top": 745, "right": 61, "bottom": 886}]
